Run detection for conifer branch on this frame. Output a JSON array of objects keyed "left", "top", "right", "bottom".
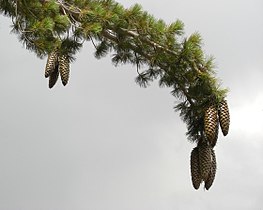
[
  {"left": 54, "top": 1, "right": 202, "bottom": 106},
  {"left": 0, "top": 0, "right": 230, "bottom": 190},
  {"left": 0, "top": 0, "right": 228, "bottom": 142},
  {"left": 119, "top": 28, "right": 177, "bottom": 56}
]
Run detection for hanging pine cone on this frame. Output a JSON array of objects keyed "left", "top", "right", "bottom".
[
  {"left": 58, "top": 54, "right": 70, "bottom": 86},
  {"left": 45, "top": 50, "right": 58, "bottom": 78},
  {"left": 205, "top": 148, "right": 217, "bottom": 190},
  {"left": 49, "top": 63, "right": 59, "bottom": 89},
  {"left": 210, "top": 122, "right": 219, "bottom": 148},
  {"left": 190, "top": 147, "right": 202, "bottom": 190},
  {"left": 198, "top": 143, "right": 212, "bottom": 181},
  {"left": 204, "top": 105, "right": 219, "bottom": 145},
  {"left": 218, "top": 99, "right": 230, "bottom": 136}
]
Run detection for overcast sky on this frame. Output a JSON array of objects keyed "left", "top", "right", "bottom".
[{"left": 0, "top": 0, "right": 263, "bottom": 209}]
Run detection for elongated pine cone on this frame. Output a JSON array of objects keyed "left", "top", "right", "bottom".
[
  {"left": 210, "top": 121, "right": 219, "bottom": 147},
  {"left": 204, "top": 105, "right": 219, "bottom": 145},
  {"left": 58, "top": 54, "right": 70, "bottom": 86},
  {"left": 49, "top": 63, "right": 59, "bottom": 89},
  {"left": 205, "top": 148, "right": 217, "bottom": 190},
  {"left": 190, "top": 147, "right": 202, "bottom": 190},
  {"left": 45, "top": 50, "right": 58, "bottom": 78},
  {"left": 198, "top": 143, "right": 212, "bottom": 181},
  {"left": 218, "top": 100, "right": 230, "bottom": 136}
]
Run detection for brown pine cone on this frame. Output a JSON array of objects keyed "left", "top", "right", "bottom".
[
  {"left": 45, "top": 50, "right": 58, "bottom": 78},
  {"left": 198, "top": 143, "right": 212, "bottom": 181},
  {"left": 205, "top": 148, "right": 217, "bottom": 190},
  {"left": 218, "top": 99, "right": 230, "bottom": 136},
  {"left": 204, "top": 105, "right": 219, "bottom": 145},
  {"left": 190, "top": 147, "right": 202, "bottom": 190},
  {"left": 58, "top": 54, "right": 70, "bottom": 86},
  {"left": 48, "top": 63, "right": 59, "bottom": 89}
]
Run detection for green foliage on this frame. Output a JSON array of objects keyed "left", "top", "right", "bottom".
[{"left": 0, "top": 0, "right": 228, "bottom": 142}]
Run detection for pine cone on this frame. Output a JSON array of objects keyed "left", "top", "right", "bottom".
[
  {"left": 198, "top": 143, "right": 212, "bottom": 181},
  {"left": 210, "top": 121, "right": 219, "bottom": 147},
  {"left": 205, "top": 148, "right": 217, "bottom": 190},
  {"left": 190, "top": 147, "right": 202, "bottom": 190},
  {"left": 218, "top": 99, "right": 230, "bottom": 136},
  {"left": 49, "top": 63, "right": 59, "bottom": 88},
  {"left": 45, "top": 51, "right": 58, "bottom": 78},
  {"left": 58, "top": 54, "right": 70, "bottom": 86},
  {"left": 204, "top": 105, "right": 219, "bottom": 144}
]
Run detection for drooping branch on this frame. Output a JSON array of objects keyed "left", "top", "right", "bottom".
[
  {"left": 0, "top": 0, "right": 228, "bottom": 142},
  {"left": 0, "top": 0, "right": 231, "bottom": 191}
]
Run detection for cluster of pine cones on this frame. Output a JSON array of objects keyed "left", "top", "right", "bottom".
[
  {"left": 45, "top": 50, "right": 70, "bottom": 88},
  {"left": 190, "top": 100, "right": 230, "bottom": 190}
]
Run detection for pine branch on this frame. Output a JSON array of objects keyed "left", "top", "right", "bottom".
[
  {"left": 0, "top": 1, "right": 231, "bottom": 190},
  {"left": 0, "top": 0, "right": 228, "bottom": 142},
  {"left": 101, "top": 29, "right": 195, "bottom": 105}
]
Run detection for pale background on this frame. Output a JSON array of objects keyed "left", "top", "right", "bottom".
[{"left": 0, "top": 0, "right": 263, "bottom": 209}]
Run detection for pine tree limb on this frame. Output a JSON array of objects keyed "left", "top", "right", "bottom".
[{"left": 0, "top": 0, "right": 228, "bottom": 142}]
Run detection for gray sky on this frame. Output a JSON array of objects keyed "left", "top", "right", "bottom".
[{"left": 0, "top": 0, "right": 263, "bottom": 209}]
